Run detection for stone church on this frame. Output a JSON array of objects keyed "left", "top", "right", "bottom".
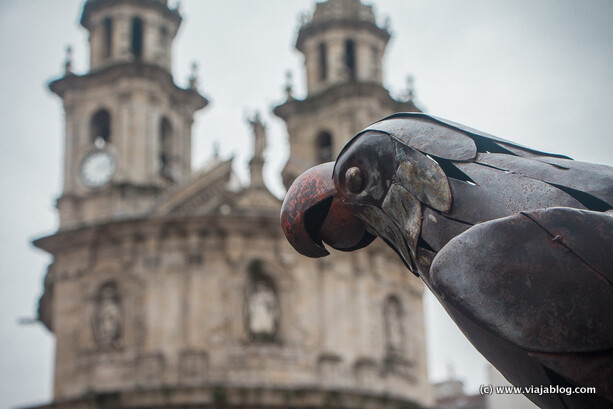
[{"left": 32, "top": 0, "right": 432, "bottom": 407}]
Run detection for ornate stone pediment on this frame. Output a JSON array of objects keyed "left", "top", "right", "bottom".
[{"left": 153, "top": 158, "right": 237, "bottom": 216}]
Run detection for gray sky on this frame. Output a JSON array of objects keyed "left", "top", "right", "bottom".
[{"left": 1, "top": 0, "right": 612, "bottom": 407}]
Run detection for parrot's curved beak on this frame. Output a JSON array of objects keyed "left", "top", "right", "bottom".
[{"left": 280, "top": 162, "right": 375, "bottom": 258}]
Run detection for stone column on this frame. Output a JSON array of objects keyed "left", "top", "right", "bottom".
[
  {"left": 114, "top": 15, "right": 132, "bottom": 62},
  {"left": 143, "top": 19, "right": 157, "bottom": 64},
  {"left": 63, "top": 103, "right": 76, "bottom": 193}
]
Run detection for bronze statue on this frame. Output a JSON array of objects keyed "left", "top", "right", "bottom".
[{"left": 280, "top": 113, "right": 613, "bottom": 409}]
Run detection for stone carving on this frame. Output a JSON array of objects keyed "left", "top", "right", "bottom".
[
  {"left": 246, "top": 261, "right": 280, "bottom": 342},
  {"left": 248, "top": 112, "right": 266, "bottom": 160},
  {"left": 318, "top": 353, "right": 343, "bottom": 381},
  {"left": 354, "top": 358, "right": 379, "bottom": 388},
  {"left": 179, "top": 350, "right": 209, "bottom": 381},
  {"left": 92, "top": 281, "right": 122, "bottom": 349},
  {"left": 137, "top": 353, "right": 164, "bottom": 383},
  {"left": 248, "top": 280, "right": 279, "bottom": 340},
  {"left": 384, "top": 296, "right": 404, "bottom": 354}
]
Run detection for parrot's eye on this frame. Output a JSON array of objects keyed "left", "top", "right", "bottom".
[{"left": 345, "top": 167, "right": 364, "bottom": 193}]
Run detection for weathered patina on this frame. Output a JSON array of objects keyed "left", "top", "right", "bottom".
[{"left": 281, "top": 112, "right": 613, "bottom": 409}]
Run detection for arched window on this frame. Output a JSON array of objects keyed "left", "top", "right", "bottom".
[
  {"left": 246, "top": 259, "right": 280, "bottom": 343},
  {"left": 131, "top": 17, "right": 143, "bottom": 60},
  {"left": 318, "top": 42, "right": 328, "bottom": 81},
  {"left": 371, "top": 45, "right": 379, "bottom": 78},
  {"left": 92, "top": 281, "right": 122, "bottom": 349},
  {"left": 90, "top": 109, "right": 111, "bottom": 145},
  {"left": 384, "top": 295, "right": 404, "bottom": 354},
  {"left": 345, "top": 39, "right": 357, "bottom": 80},
  {"left": 159, "top": 117, "right": 173, "bottom": 178},
  {"left": 102, "top": 17, "right": 113, "bottom": 59},
  {"left": 316, "top": 131, "right": 333, "bottom": 163}
]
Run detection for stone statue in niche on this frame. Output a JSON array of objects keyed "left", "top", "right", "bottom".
[
  {"left": 247, "top": 273, "right": 280, "bottom": 342},
  {"left": 92, "top": 281, "right": 123, "bottom": 349},
  {"left": 384, "top": 296, "right": 404, "bottom": 354}
]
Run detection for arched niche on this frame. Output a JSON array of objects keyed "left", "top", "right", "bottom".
[
  {"left": 383, "top": 295, "right": 404, "bottom": 354},
  {"left": 315, "top": 131, "right": 333, "bottom": 163},
  {"left": 159, "top": 116, "right": 173, "bottom": 178},
  {"left": 245, "top": 259, "right": 280, "bottom": 343},
  {"left": 90, "top": 108, "right": 111, "bottom": 146},
  {"left": 92, "top": 280, "right": 123, "bottom": 350}
]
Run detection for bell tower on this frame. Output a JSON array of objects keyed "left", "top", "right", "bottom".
[
  {"left": 274, "top": 0, "right": 420, "bottom": 190},
  {"left": 50, "top": 0, "right": 208, "bottom": 230}
]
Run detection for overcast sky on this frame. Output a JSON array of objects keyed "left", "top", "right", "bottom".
[{"left": 1, "top": 0, "right": 612, "bottom": 408}]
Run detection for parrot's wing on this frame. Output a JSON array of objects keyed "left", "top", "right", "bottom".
[
  {"left": 428, "top": 207, "right": 613, "bottom": 403},
  {"left": 476, "top": 152, "right": 613, "bottom": 210},
  {"left": 362, "top": 112, "right": 572, "bottom": 161}
]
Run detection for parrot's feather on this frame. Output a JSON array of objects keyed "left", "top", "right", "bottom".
[
  {"left": 476, "top": 153, "right": 613, "bottom": 209},
  {"left": 430, "top": 208, "right": 613, "bottom": 354},
  {"left": 446, "top": 162, "right": 585, "bottom": 224},
  {"left": 367, "top": 112, "right": 574, "bottom": 160}
]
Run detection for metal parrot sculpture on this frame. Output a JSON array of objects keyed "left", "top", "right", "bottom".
[{"left": 280, "top": 113, "right": 613, "bottom": 409}]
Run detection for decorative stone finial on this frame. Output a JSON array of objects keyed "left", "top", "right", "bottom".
[
  {"left": 248, "top": 112, "right": 267, "bottom": 189},
  {"left": 446, "top": 361, "right": 457, "bottom": 380},
  {"left": 212, "top": 141, "right": 220, "bottom": 159},
  {"left": 249, "top": 112, "right": 266, "bottom": 160},
  {"left": 405, "top": 75, "right": 415, "bottom": 101},
  {"left": 189, "top": 61, "right": 199, "bottom": 89},
  {"left": 64, "top": 45, "right": 73, "bottom": 75},
  {"left": 284, "top": 71, "right": 294, "bottom": 100},
  {"left": 383, "top": 15, "right": 391, "bottom": 30}
]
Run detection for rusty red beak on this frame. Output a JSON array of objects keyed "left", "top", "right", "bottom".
[{"left": 280, "top": 162, "right": 375, "bottom": 258}]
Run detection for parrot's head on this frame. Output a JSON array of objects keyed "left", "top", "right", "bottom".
[{"left": 281, "top": 125, "right": 452, "bottom": 275}]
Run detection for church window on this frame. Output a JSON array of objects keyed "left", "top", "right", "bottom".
[
  {"left": 159, "top": 117, "right": 173, "bottom": 178},
  {"left": 316, "top": 131, "right": 333, "bottom": 163},
  {"left": 90, "top": 109, "right": 111, "bottom": 145},
  {"left": 384, "top": 295, "right": 404, "bottom": 354},
  {"left": 246, "top": 260, "right": 280, "bottom": 343},
  {"left": 371, "top": 45, "right": 379, "bottom": 78},
  {"left": 131, "top": 17, "right": 144, "bottom": 60},
  {"left": 92, "top": 281, "right": 122, "bottom": 349},
  {"left": 160, "top": 26, "right": 168, "bottom": 46},
  {"left": 345, "top": 39, "right": 357, "bottom": 80},
  {"left": 318, "top": 42, "right": 328, "bottom": 81},
  {"left": 102, "top": 17, "right": 113, "bottom": 59}
]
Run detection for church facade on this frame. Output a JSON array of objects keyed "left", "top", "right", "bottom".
[{"left": 32, "top": 0, "right": 431, "bottom": 408}]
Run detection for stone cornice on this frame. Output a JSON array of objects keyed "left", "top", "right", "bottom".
[
  {"left": 32, "top": 212, "right": 282, "bottom": 255},
  {"left": 81, "top": 0, "right": 182, "bottom": 30},
  {"left": 273, "top": 82, "right": 420, "bottom": 121},
  {"left": 24, "top": 385, "right": 425, "bottom": 409},
  {"left": 48, "top": 62, "right": 208, "bottom": 112},
  {"left": 296, "top": 19, "right": 390, "bottom": 52}
]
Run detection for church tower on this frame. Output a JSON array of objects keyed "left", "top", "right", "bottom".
[
  {"left": 50, "top": 0, "right": 207, "bottom": 229},
  {"left": 274, "top": 0, "right": 420, "bottom": 189}
]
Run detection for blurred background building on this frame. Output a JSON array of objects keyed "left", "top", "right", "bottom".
[{"left": 31, "top": 0, "right": 433, "bottom": 408}]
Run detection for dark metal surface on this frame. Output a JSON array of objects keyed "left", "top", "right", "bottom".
[
  {"left": 364, "top": 115, "right": 477, "bottom": 161},
  {"left": 476, "top": 152, "right": 613, "bottom": 206},
  {"left": 446, "top": 161, "right": 586, "bottom": 224},
  {"left": 430, "top": 208, "right": 613, "bottom": 353},
  {"left": 280, "top": 113, "right": 613, "bottom": 408}
]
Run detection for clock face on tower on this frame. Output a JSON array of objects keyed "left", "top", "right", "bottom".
[{"left": 81, "top": 150, "right": 116, "bottom": 188}]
